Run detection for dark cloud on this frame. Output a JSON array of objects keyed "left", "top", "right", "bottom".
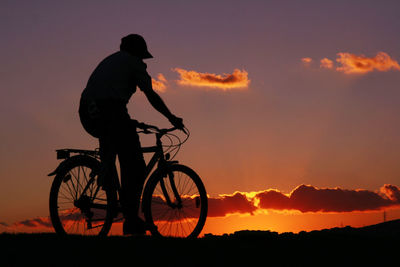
[
  {"left": 14, "top": 217, "right": 53, "bottom": 228},
  {"left": 0, "top": 222, "right": 9, "bottom": 227},
  {"left": 9, "top": 184, "right": 400, "bottom": 229},
  {"left": 208, "top": 192, "right": 257, "bottom": 217},
  {"left": 254, "top": 190, "right": 290, "bottom": 210},
  {"left": 256, "top": 184, "right": 400, "bottom": 213}
]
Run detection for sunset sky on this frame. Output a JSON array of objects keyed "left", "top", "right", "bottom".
[{"left": 1, "top": 0, "right": 400, "bottom": 235}]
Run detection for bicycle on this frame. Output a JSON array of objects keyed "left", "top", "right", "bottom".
[{"left": 48, "top": 124, "right": 208, "bottom": 238}]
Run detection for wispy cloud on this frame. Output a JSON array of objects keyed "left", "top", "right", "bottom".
[
  {"left": 173, "top": 68, "right": 250, "bottom": 90},
  {"left": 336, "top": 52, "right": 400, "bottom": 74},
  {"left": 301, "top": 57, "right": 313, "bottom": 66},
  {"left": 152, "top": 73, "right": 167, "bottom": 92},
  {"left": 320, "top": 58, "right": 333, "bottom": 69},
  {"left": 302, "top": 52, "right": 400, "bottom": 74}
]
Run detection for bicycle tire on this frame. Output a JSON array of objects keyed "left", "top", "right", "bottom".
[
  {"left": 143, "top": 164, "right": 208, "bottom": 238},
  {"left": 49, "top": 155, "right": 116, "bottom": 236}
]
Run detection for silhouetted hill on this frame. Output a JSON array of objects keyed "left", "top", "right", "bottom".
[
  {"left": 357, "top": 218, "right": 400, "bottom": 235},
  {"left": 214, "top": 218, "right": 400, "bottom": 240},
  {"left": 1, "top": 220, "right": 399, "bottom": 266}
]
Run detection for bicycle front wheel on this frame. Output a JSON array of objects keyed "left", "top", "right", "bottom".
[
  {"left": 49, "top": 156, "right": 116, "bottom": 236},
  {"left": 143, "top": 164, "right": 208, "bottom": 238}
]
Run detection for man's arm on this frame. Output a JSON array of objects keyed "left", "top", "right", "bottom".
[
  {"left": 134, "top": 61, "right": 184, "bottom": 128},
  {"left": 140, "top": 77, "right": 184, "bottom": 129},
  {"left": 143, "top": 88, "right": 173, "bottom": 119}
]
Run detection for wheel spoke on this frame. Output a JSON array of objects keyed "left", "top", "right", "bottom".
[
  {"left": 148, "top": 166, "right": 207, "bottom": 238},
  {"left": 51, "top": 160, "right": 112, "bottom": 236}
]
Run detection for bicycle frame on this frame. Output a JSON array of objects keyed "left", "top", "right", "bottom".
[
  {"left": 139, "top": 131, "right": 183, "bottom": 209},
  {"left": 49, "top": 129, "right": 183, "bottom": 214}
]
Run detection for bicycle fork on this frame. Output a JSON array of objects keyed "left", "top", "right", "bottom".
[{"left": 160, "top": 171, "right": 183, "bottom": 209}]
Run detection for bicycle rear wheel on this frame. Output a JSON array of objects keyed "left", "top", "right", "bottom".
[
  {"left": 143, "top": 164, "right": 208, "bottom": 238},
  {"left": 49, "top": 156, "right": 116, "bottom": 236}
]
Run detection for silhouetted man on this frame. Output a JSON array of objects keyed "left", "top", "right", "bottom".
[{"left": 79, "top": 34, "right": 184, "bottom": 235}]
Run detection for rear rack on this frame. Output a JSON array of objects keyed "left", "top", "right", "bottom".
[
  {"left": 56, "top": 149, "right": 99, "bottom": 159},
  {"left": 55, "top": 146, "right": 158, "bottom": 160}
]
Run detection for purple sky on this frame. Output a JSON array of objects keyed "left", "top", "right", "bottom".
[{"left": 1, "top": 0, "right": 400, "bottom": 231}]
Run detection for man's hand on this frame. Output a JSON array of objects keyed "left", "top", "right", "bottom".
[{"left": 169, "top": 115, "right": 185, "bottom": 130}]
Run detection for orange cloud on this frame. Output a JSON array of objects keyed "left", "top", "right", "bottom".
[
  {"left": 173, "top": 68, "right": 250, "bottom": 90},
  {"left": 301, "top": 57, "right": 313, "bottom": 66},
  {"left": 380, "top": 184, "right": 400, "bottom": 202},
  {"left": 152, "top": 73, "right": 167, "bottom": 92},
  {"left": 336, "top": 51, "right": 400, "bottom": 74},
  {"left": 320, "top": 58, "right": 333, "bottom": 69}
]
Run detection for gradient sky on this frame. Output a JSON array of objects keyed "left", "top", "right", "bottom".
[{"left": 1, "top": 0, "right": 400, "bottom": 235}]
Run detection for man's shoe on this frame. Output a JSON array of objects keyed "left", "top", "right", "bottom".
[{"left": 123, "top": 217, "right": 146, "bottom": 236}]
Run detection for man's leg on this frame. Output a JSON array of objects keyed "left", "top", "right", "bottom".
[
  {"left": 98, "top": 136, "right": 119, "bottom": 191},
  {"left": 117, "top": 127, "right": 147, "bottom": 233}
]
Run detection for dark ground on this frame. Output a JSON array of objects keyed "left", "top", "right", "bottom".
[{"left": 1, "top": 220, "right": 400, "bottom": 267}]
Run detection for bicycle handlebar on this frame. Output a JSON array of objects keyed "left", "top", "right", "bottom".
[
  {"left": 136, "top": 122, "right": 187, "bottom": 135},
  {"left": 136, "top": 121, "right": 190, "bottom": 158}
]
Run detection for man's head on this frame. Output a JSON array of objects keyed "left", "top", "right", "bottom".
[{"left": 120, "top": 34, "right": 153, "bottom": 59}]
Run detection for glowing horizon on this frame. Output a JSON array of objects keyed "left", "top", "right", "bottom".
[{"left": 2, "top": 183, "right": 399, "bottom": 235}]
